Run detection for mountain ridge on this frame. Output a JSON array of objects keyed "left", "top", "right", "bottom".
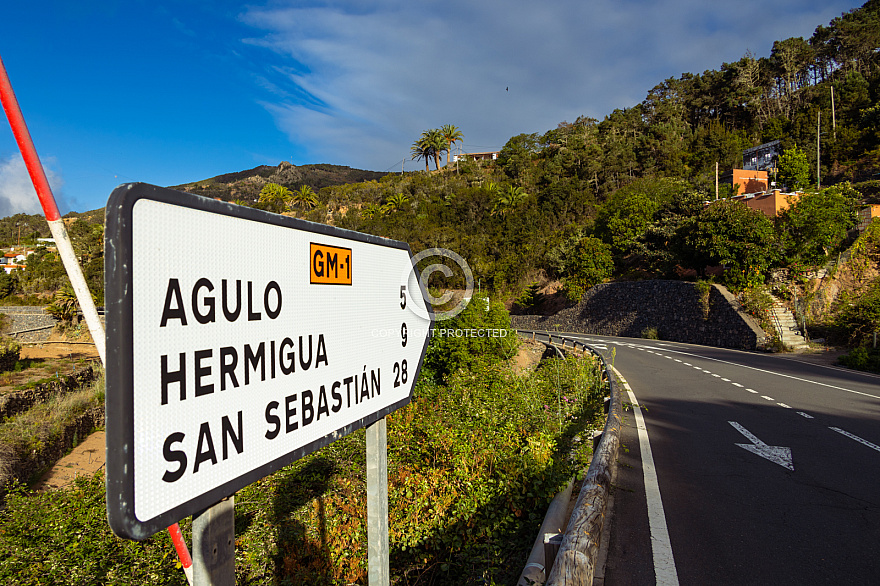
[{"left": 166, "top": 161, "right": 388, "bottom": 203}]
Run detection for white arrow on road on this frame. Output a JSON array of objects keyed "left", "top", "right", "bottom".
[{"left": 729, "top": 421, "right": 794, "bottom": 471}]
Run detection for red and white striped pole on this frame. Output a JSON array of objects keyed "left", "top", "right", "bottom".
[
  {"left": 168, "top": 522, "right": 195, "bottom": 583},
  {"left": 0, "top": 54, "right": 193, "bottom": 586},
  {"left": 0, "top": 54, "right": 104, "bottom": 363}
]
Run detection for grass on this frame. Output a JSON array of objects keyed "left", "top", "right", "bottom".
[
  {"left": 0, "top": 365, "right": 104, "bottom": 463},
  {"left": 0, "top": 357, "right": 94, "bottom": 391}
]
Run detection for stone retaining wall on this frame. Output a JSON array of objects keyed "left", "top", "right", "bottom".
[
  {"left": 512, "top": 281, "right": 768, "bottom": 350},
  {"left": 0, "top": 367, "right": 98, "bottom": 422},
  {"left": 0, "top": 306, "right": 56, "bottom": 342},
  {"left": 0, "top": 406, "right": 104, "bottom": 501}
]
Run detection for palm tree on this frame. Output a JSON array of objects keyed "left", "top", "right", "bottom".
[
  {"left": 412, "top": 129, "right": 447, "bottom": 171},
  {"left": 484, "top": 181, "right": 501, "bottom": 197},
  {"left": 411, "top": 142, "right": 432, "bottom": 172},
  {"left": 258, "top": 182, "right": 292, "bottom": 214},
  {"left": 492, "top": 185, "right": 527, "bottom": 217},
  {"left": 291, "top": 185, "right": 319, "bottom": 210},
  {"left": 361, "top": 203, "right": 383, "bottom": 219},
  {"left": 440, "top": 124, "right": 463, "bottom": 167},
  {"left": 423, "top": 129, "right": 446, "bottom": 170},
  {"left": 383, "top": 192, "right": 410, "bottom": 213}
]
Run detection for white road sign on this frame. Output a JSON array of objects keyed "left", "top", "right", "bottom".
[{"left": 105, "top": 183, "right": 433, "bottom": 540}]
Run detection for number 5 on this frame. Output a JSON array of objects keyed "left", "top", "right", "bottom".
[{"left": 400, "top": 285, "right": 406, "bottom": 309}]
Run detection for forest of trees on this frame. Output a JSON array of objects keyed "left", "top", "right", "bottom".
[
  {"left": 302, "top": 1, "right": 880, "bottom": 300},
  {"left": 0, "top": 2, "right": 878, "bottom": 347}
]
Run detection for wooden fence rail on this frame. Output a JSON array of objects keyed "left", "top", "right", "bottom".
[{"left": 516, "top": 330, "right": 623, "bottom": 585}]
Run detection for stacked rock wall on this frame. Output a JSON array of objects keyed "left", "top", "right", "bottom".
[{"left": 511, "top": 281, "right": 767, "bottom": 350}]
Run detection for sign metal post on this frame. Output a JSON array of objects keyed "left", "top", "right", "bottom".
[
  {"left": 367, "top": 418, "right": 389, "bottom": 585},
  {"left": 192, "top": 497, "right": 235, "bottom": 585}
]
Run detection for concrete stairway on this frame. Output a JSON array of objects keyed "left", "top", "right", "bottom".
[{"left": 769, "top": 298, "right": 809, "bottom": 349}]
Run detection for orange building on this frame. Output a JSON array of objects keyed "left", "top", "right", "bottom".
[
  {"left": 730, "top": 189, "right": 801, "bottom": 218},
  {"left": 858, "top": 205, "right": 880, "bottom": 231},
  {"left": 731, "top": 169, "right": 769, "bottom": 195}
]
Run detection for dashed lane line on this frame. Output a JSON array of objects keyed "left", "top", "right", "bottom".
[
  {"left": 631, "top": 346, "right": 880, "bottom": 401},
  {"left": 611, "top": 342, "right": 880, "bottom": 457},
  {"left": 829, "top": 427, "right": 880, "bottom": 454}
]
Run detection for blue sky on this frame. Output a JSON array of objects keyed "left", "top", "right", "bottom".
[{"left": 0, "top": 0, "right": 864, "bottom": 215}]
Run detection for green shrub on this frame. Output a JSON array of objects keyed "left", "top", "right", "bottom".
[
  {"left": 740, "top": 286, "right": 775, "bottom": 330},
  {"left": 0, "top": 476, "right": 186, "bottom": 585},
  {"left": 838, "top": 346, "right": 880, "bottom": 373},
  {"left": 423, "top": 293, "right": 517, "bottom": 381},
  {"left": 834, "top": 278, "right": 880, "bottom": 346},
  {"left": 45, "top": 286, "right": 79, "bottom": 323},
  {"left": 777, "top": 183, "right": 860, "bottom": 266},
  {"left": 0, "top": 336, "right": 21, "bottom": 373},
  {"left": 676, "top": 199, "right": 777, "bottom": 290},
  {"left": 562, "top": 237, "right": 613, "bottom": 302},
  {"left": 641, "top": 327, "right": 660, "bottom": 340},
  {"left": 513, "top": 282, "right": 542, "bottom": 311}
]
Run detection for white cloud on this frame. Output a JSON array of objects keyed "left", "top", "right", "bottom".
[
  {"left": 0, "top": 154, "right": 63, "bottom": 217},
  {"left": 238, "top": 0, "right": 859, "bottom": 171}
]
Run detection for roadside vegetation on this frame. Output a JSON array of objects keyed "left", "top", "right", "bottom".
[{"left": 0, "top": 297, "right": 607, "bottom": 585}]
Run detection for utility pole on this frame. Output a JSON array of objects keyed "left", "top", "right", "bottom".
[
  {"left": 830, "top": 85, "right": 837, "bottom": 140},
  {"left": 715, "top": 161, "right": 719, "bottom": 200},
  {"left": 817, "top": 111, "right": 821, "bottom": 190}
]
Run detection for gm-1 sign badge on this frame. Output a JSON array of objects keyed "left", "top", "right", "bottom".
[{"left": 105, "top": 183, "right": 433, "bottom": 540}]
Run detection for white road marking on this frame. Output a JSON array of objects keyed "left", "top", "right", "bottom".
[
  {"left": 732, "top": 383, "right": 743, "bottom": 388},
  {"left": 711, "top": 374, "right": 721, "bottom": 378},
  {"left": 674, "top": 359, "right": 682, "bottom": 363},
  {"left": 829, "top": 427, "right": 880, "bottom": 454},
  {"left": 683, "top": 363, "right": 692, "bottom": 366},
  {"left": 797, "top": 412, "right": 814, "bottom": 418},
  {"left": 761, "top": 395, "right": 775, "bottom": 401},
  {"left": 747, "top": 389, "right": 758, "bottom": 393},
  {"left": 721, "top": 378, "right": 731, "bottom": 382},
  {"left": 613, "top": 367, "right": 680, "bottom": 586},
  {"left": 729, "top": 421, "right": 794, "bottom": 470},
  {"left": 777, "top": 403, "right": 791, "bottom": 408},
  {"left": 653, "top": 348, "right": 880, "bottom": 401}
]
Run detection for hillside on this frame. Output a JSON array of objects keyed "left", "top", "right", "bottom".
[
  {"left": 1, "top": 2, "right": 878, "bottom": 359},
  {"left": 167, "top": 161, "right": 388, "bottom": 203}
]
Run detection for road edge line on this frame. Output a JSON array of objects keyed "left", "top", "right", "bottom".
[{"left": 612, "top": 366, "right": 680, "bottom": 586}]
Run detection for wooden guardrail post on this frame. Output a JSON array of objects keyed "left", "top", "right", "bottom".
[{"left": 546, "top": 365, "right": 622, "bottom": 586}]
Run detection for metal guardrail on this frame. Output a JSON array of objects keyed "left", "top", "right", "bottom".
[{"left": 516, "top": 330, "right": 622, "bottom": 585}]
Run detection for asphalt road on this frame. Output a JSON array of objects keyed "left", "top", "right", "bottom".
[{"left": 537, "top": 333, "right": 880, "bottom": 585}]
